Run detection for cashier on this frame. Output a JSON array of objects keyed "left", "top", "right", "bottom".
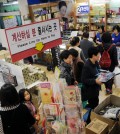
[
  {"left": 95, "top": 26, "right": 105, "bottom": 45},
  {"left": 112, "top": 25, "right": 120, "bottom": 46}
]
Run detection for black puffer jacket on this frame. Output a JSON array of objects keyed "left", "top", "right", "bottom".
[
  {"left": 81, "top": 59, "right": 101, "bottom": 101},
  {"left": 99, "top": 43, "right": 118, "bottom": 72}
]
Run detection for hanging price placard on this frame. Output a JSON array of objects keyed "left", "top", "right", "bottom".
[{"left": 77, "top": 4, "right": 89, "bottom": 15}]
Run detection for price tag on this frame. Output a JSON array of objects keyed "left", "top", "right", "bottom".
[{"left": 77, "top": 5, "right": 89, "bottom": 14}]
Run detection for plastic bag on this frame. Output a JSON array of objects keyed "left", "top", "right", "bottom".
[
  {"left": 114, "top": 67, "right": 120, "bottom": 88},
  {"left": 103, "top": 108, "right": 120, "bottom": 120}
]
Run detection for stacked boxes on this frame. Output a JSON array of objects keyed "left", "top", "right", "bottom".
[
  {"left": 37, "top": 71, "right": 47, "bottom": 81},
  {"left": 21, "top": 66, "right": 31, "bottom": 86},
  {"left": 21, "top": 65, "right": 47, "bottom": 86},
  {"left": 86, "top": 118, "right": 108, "bottom": 134}
]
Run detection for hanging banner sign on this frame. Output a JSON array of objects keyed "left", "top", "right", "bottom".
[
  {"left": 76, "top": 3, "right": 89, "bottom": 15},
  {"left": 5, "top": 19, "right": 62, "bottom": 62}
]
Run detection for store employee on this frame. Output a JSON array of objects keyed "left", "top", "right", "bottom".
[
  {"left": 95, "top": 26, "right": 104, "bottom": 45},
  {"left": 112, "top": 25, "right": 120, "bottom": 46}
]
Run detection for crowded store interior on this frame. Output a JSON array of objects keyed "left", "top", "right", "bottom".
[{"left": 0, "top": 0, "right": 120, "bottom": 134}]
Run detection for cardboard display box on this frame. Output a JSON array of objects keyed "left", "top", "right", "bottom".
[
  {"left": 86, "top": 118, "right": 108, "bottom": 134},
  {"left": 91, "top": 95, "right": 120, "bottom": 130},
  {"left": 109, "top": 123, "right": 120, "bottom": 134}
]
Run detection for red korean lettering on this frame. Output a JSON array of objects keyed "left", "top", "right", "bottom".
[
  {"left": 17, "top": 32, "right": 22, "bottom": 41},
  {"left": 21, "top": 31, "right": 26, "bottom": 39},
  {"left": 12, "top": 33, "right": 17, "bottom": 42},
  {"left": 26, "top": 30, "right": 30, "bottom": 39},
  {"left": 32, "top": 28, "right": 36, "bottom": 37}
]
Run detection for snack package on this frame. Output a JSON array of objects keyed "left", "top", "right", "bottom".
[
  {"left": 67, "top": 118, "right": 80, "bottom": 134},
  {"left": 53, "top": 83, "right": 63, "bottom": 104},
  {"left": 37, "top": 82, "right": 53, "bottom": 104},
  {"left": 38, "top": 103, "right": 44, "bottom": 125},
  {"left": 58, "top": 78, "right": 67, "bottom": 92},
  {"left": 52, "top": 121, "right": 67, "bottom": 134},
  {"left": 44, "top": 104, "right": 59, "bottom": 117},
  {"left": 63, "top": 86, "right": 77, "bottom": 104},
  {"left": 65, "top": 104, "right": 79, "bottom": 118}
]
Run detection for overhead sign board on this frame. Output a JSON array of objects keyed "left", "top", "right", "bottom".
[
  {"left": 76, "top": 2, "right": 89, "bottom": 15},
  {"left": 5, "top": 19, "right": 62, "bottom": 62}
]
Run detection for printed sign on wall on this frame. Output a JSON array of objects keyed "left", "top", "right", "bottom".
[
  {"left": 5, "top": 19, "right": 62, "bottom": 62},
  {"left": 76, "top": 2, "right": 89, "bottom": 15}
]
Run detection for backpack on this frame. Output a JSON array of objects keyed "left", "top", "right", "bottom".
[{"left": 99, "top": 44, "right": 114, "bottom": 68}]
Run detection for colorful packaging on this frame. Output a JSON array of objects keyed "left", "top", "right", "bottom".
[
  {"left": 37, "top": 82, "right": 53, "bottom": 104},
  {"left": 43, "top": 104, "right": 59, "bottom": 117},
  {"left": 63, "top": 86, "right": 77, "bottom": 104},
  {"left": 53, "top": 83, "right": 63, "bottom": 104}
]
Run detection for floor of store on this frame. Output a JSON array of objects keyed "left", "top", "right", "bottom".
[{"left": 39, "top": 65, "right": 120, "bottom": 103}]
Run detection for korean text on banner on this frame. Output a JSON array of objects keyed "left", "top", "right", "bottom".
[{"left": 5, "top": 19, "right": 62, "bottom": 62}]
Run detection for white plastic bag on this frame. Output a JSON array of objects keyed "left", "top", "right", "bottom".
[
  {"left": 103, "top": 108, "right": 120, "bottom": 119},
  {"left": 114, "top": 67, "right": 120, "bottom": 88}
]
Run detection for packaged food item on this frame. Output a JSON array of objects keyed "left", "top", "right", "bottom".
[
  {"left": 52, "top": 121, "right": 67, "bottom": 134},
  {"left": 37, "top": 82, "right": 53, "bottom": 104},
  {"left": 63, "top": 86, "right": 77, "bottom": 104},
  {"left": 44, "top": 104, "right": 59, "bottom": 117}
]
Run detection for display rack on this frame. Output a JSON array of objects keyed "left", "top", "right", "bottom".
[
  {"left": 76, "top": 14, "right": 89, "bottom": 25},
  {"left": 0, "top": 2, "right": 22, "bottom": 29},
  {"left": 75, "top": 1, "right": 90, "bottom": 31},
  {"left": 29, "top": 2, "right": 59, "bottom": 22},
  {"left": 75, "top": 2, "right": 107, "bottom": 32},
  {"left": 106, "top": 5, "right": 120, "bottom": 32},
  {"left": 89, "top": 4, "right": 107, "bottom": 31}
]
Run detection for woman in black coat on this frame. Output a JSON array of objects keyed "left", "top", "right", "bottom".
[{"left": 0, "top": 84, "right": 39, "bottom": 134}]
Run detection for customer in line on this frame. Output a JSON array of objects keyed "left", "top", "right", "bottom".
[
  {"left": 19, "top": 88, "right": 40, "bottom": 133},
  {"left": 69, "top": 48, "right": 84, "bottom": 83},
  {"left": 81, "top": 47, "right": 102, "bottom": 109},
  {"left": 59, "top": 50, "right": 75, "bottom": 85},
  {"left": 80, "top": 32, "right": 94, "bottom": 59},
  {"left": 69, "top": 36, "right": 86, "bottom": 62},
  {"left": 112, "top": 25, "right": 120, "bottom": 46},
  {"left": 101, "top": 32, "right": 118, "bottom": 94},
  {"left": 0, "top": 83, "right": 39, "bottom": 134}
]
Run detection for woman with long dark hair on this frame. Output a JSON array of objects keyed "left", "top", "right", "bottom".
[{"left": 0, "top": 84, "right": 39, "bottom": 134}]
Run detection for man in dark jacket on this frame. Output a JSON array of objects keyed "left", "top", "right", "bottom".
[
  {"left": 81, "top": 47, "right": 102, "bottom": 109},
  {"left": 80, "top": 32, "right": 94, "bottom": 59},
  {"left": 100, "top": 32, "right": 118, "bottom": 94}
]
